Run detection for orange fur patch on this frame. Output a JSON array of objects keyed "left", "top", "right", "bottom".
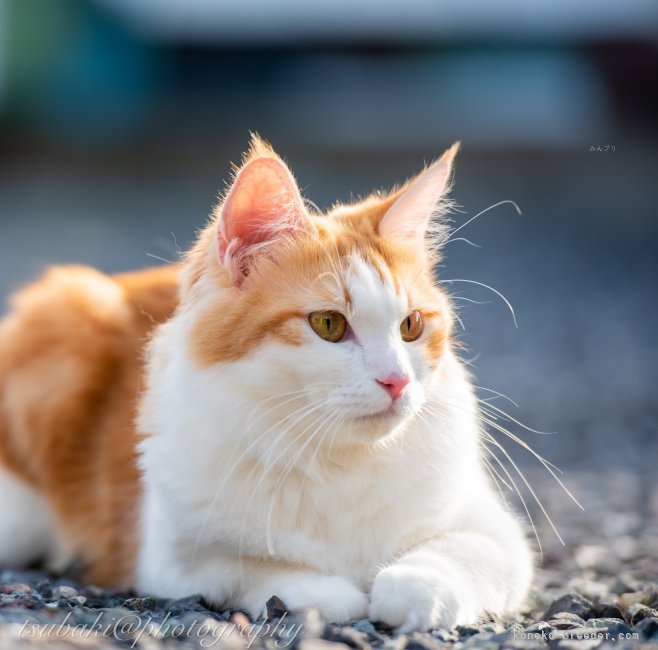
[{"left": 0, "top": 265, "right": 178, "bottom": 586}]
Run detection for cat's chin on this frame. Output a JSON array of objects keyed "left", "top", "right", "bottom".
[
  {"left": 350, "top": 404, "right": 410, "bottom": 441},
  {"left": 355, "top": 404, "right": 397, "bottom": 422}
]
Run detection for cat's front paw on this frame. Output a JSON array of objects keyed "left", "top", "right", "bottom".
[
  {"left": 369, "top": 565, "right": 464, "bottom": 632},
  {"left": 244, "top": 573, "right": 368, "bottom": 623}
]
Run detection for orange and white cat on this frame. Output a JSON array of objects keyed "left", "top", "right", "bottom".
[{"left": 0, "top": 137, "right": 532, "bottom": 631}]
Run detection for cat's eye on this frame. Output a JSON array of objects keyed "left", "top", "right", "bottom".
[
  {"left": 400, "top": 310, "right": 424, "bottom": 342},
  {"left": 308, "top": 311, "right": 348, "bottom": 343}
]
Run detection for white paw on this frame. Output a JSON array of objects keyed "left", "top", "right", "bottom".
[
  {"left": 369, "top": 565, "right": 463, "bottom": 633},
  {"left": 246, "top": 574, "right": 368, "bottom": 623}
]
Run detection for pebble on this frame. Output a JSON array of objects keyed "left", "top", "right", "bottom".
[
  {"left": 547, "top": 612, "right": 586, "bottom": 629},
  {"left": 619, "top": 586, "right": 658, "bottom": 611},
  {"left": 544, "top": 594, "right": 595, "bottom": 621},
  {"left": 266, "top": 594, "right": 288, "bottom": 620},
  {"left": 606, "top": 621, "right": 633, "bottom": 637},
  {"left": 122, "top": 596, "right": 157, "bottom": 612},
  {"left": 593, "top": 601, "right": 624, "bottom": 619},
  {"left": 524, "top": 621, "right": 554, "bottom": 634},
  {"left": 324, "top": 625, "right": 370, "bottom": 650},
  {"left": 627, "top": 602, "right": 657, "bottom": 625},
  {"left": 634, "top": 617, "right": 658, "bottom": 640},
  {"left": 583, "top": 617, "right": 626, "bottom": 629},
  {"left": 352, "top": 619, "right": 377, "bottom": 635}
]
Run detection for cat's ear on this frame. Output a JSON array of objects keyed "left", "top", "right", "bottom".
[
  {"left": 217, "top": 141, "right": 309, "bottom": 284},
  {"left": 378, "top": 142, "right": 459, "bottom": 249}
]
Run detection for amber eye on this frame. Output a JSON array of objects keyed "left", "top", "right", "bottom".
[
  {"left": 400, "top": 310, "right": 424, "bottom": 342},
  {"left": 308, "top": 311, "right": 348, "bottom": 343}
]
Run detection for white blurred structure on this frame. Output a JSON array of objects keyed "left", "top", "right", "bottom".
[{"left": 100, "top": 0, "right": 658, "bottom": 43}]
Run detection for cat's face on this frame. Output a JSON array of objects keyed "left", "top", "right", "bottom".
[{"left": 182, "top": 137, "right": 457, "bottom": 445}]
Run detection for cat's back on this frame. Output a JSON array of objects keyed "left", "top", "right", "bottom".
[{"left": 0, "top": 264, "right": 178, "bottom": 585}]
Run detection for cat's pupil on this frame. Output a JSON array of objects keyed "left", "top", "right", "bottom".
[
  {"left": 406, "top": 316, "right": 411, "bottom": 330},
  {"left": 324, "top": 318, "right": 330, "bottom": 332}
]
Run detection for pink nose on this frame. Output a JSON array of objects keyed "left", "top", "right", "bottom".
[{"left": 376, "top": 373, "right": 410, "bottom": 400}]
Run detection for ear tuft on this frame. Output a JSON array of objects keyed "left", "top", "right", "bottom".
[
  {"left": 378, "top": 142, "right": 460, "bottom": 251},
  {"left": 244, "top": 132, "right": 278, "bottom": 163}
]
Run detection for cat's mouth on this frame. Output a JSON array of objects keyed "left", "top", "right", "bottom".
[{"left": 355, "top": 403, "right": 398, "bottom": 422}]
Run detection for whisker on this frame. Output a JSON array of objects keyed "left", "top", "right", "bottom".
[
  {"left": 451, "top": 296, "right": 491, "bottom": 306},
  {"left": 479, "top": 400, "right": 555, "bottom": 435},
  {"left": 484, "top": 432, "right": 562, "bottom": 548},
  {"left": 481, "top": 415, "right": 582, "bottom": 512},
  {"left": 447, "top": 237, "right": 482, "bottom": 249},
  {"left": 483, "top": 438, "right": 543, "bottom": 557},
  {"left": 474, "top": 385, "right": 520, "bottom": 409},
  {"left": 440, "top": 278, "right": 518, "bottom": 328},
  {"left": 440, "top": 199, "right": 522, "bottom": 247}
]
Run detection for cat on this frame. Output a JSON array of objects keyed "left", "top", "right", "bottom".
[{"left": 0, "top": 136, "right": 533, "bottom": 631}]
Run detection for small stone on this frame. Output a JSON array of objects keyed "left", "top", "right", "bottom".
[
  {"left": 489, "top": 631, "right": 516, "bottom": 644},
  {"left": 380, "top": 636, "right": 407, "bottom": 650},
  {"left": 547, "top": 612, "right": 585, "bottom": 630},
  {"left": 352, "top": 619, "right": 376, "bottom": 635},
  {"left": 0, "top": 595, "right": 41, "bottom": 609},
  {"left": 634, "top": 616, "right": 658, "bottom": 640},
  {"left": 544, "top": 593, "right": 595, "bottom": 621},
  {"left": 584, "top": 617, "right": 626, "bottom": 628},
  {"left": 83, "top": 585, "right": 106, "bottom": 597},
  {"left": 165, "top": 594, "right": 212, "bottom": 615},
  {"left": 606, "top": 621, "right": 633, "bottom": 638},
  {"left": 431, "top": 627, "right": 458, "bottom": 642},
  {"left": 524, "top": 621, "right": 553, "bottom": 634},
  {"left": 53, "top": 585, "right": 78, "bottom": 600},
  {"left": 266, "top": 595, "right": 288, "bottom": 620},
  {"left": 324, "top": 625, "right": 370, "bottom": 650},
  {"left": 477, "top": 623, "right": 505, "bottom": 634},
  {"left": 123, "top": 596, "right": 157, "bottom": 612},
  {"left": 32, "top": 579, "right": 53, "bottom": 600},
  {"left": 230, "top": 611, "right": 252, "bottom": 630},
  {"left": 627, "top": 603, "right": 658, "bottom": 625},
  {"left": 593, "top": 601, "right": 624, "bottom": 619},
  {"left": 292, "top": 608, "right": 325, "bottom": 638},
  {"left": 406, "top": 632, "right": 444, "bottom": 650},
  {"left": 619, "top": 587, "right": 658, "bottom": 611},
  {"left": 7, "top": 583, "right": 33, "bottom": 596},
  {"left": 457, "top": 625, "right": 480, "bottom": 637},
  {"left": 461, "top": 634, "right": 501, "bottom": 650}
]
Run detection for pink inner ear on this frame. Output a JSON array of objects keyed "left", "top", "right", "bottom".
[{"left": 219, "top": 158, "right": 305, "bottom": 256}]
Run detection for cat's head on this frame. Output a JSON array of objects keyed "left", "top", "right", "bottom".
[{"left": 181, "top": 136, "right": 459, "bottom": 445}]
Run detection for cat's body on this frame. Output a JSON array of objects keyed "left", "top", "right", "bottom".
[
  {"left": 0, "top": 265, "right": 178, "bottom": 586},
  {"left": 0, "top": 138, "right": 532, "bottom": 630}
]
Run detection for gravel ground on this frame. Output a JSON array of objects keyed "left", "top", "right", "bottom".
[{"left": 0, "top": 469, "right": 656, "bottom": 649}]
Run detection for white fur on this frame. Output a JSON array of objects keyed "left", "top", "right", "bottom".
[
  {"left": 137, "top": 256, "right": 533, "bottom": 630},
  {"left": 0, "top": 468, "right": 63, "bottom": 570}
]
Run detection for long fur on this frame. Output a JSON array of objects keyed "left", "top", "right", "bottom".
[{"left": 0, "top": 137, "right": 532, "bottom": 631}]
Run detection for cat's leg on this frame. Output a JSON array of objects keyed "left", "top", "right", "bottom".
[
  {"left": 369, "top": 504, "right": 533, "bottom": 632},
  {"left": 140, "top": 548, "right": 368, "bottom": 623},
  {"left": 0, "top": 467, "right": 56, "bottom": 568},
  {"left": 238, "top": 568, "right": 369, "bottom": 623}
]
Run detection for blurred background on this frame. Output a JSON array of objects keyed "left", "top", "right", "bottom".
[{"left": 0, "top": 0, "right": 656, "bottom": 497}]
